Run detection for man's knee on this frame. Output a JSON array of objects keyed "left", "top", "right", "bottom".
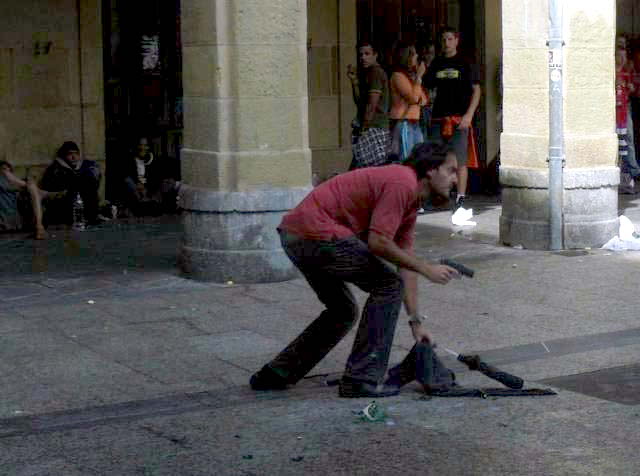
[
  {"left": 324, "top": 294, "right": 360, "bottom": 331},
  {"left": 333, "top": 295, "right": 360, "bottom": 321}
]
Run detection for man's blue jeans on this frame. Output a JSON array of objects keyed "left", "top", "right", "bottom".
[{"left": 268, "top": 231, "right": 404, "bottom": 385}]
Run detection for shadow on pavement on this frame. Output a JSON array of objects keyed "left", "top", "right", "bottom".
[{"left": 0, "top": 215, "right": 183, "bottom": 281}]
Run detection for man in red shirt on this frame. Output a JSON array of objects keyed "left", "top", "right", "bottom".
[{"left": 250, "top": 143, "right": 459, "bottom": 398}]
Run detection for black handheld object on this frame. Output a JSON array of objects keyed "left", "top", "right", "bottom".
[
  {"left": 457, "top": 354, "right": 524, "bottom": 389},
  {"left": 440, "top": 258, "right": 475, "bottom": 278}
]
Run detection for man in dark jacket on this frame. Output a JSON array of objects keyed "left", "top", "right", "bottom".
[
  {"left": 121, "top": 137, "right": 180, "bottom": 216},
  {"left": 40, "top": 141, "right": 102, "bottom": 225}
]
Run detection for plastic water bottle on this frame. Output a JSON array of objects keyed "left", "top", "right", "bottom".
[{"left": 72, "top": 192, "right": 86, "bottom": 231}]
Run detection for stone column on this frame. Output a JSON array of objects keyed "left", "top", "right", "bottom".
[
  {"left": 500, "top": 0, "right": 618, "bottom": 249},
  {"left": 78, "top": 0, "right": 106, "bottom": 190},
  {"left": 179, "top": 0, "right": 312, "bottom": 283}
]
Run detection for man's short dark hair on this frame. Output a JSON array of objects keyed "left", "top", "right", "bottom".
[
  {"left": 357, "top": 40, "right": 379, "bottom": 55},
  {"left": 441, "top": 26, "right": 460, "bottom": 39},
  {"left": 0, "top": 161, "right": 13, "bottom": 172},
  {"left": 402, "top": 142, "right": 449, "bottom": 179},
  {"left": 56, "top": 141, "right": 80, "bottom": 158}
]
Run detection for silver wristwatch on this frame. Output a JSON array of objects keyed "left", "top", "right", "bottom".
[{"left": 408, "top": 313, "right": 428, "bottom": 325}]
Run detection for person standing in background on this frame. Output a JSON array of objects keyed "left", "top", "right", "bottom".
[
  {"left": 424, "top": 27, "right": 481, "bottom": 210},
  {"left": 388, "top": 42, "right": 427, "bottom": 163},
  {"left": 347, "top": 41, "right": 391, "bottom": 169},
  {"left": 616, "top": 46, "right": 640, "bottom": 193}
]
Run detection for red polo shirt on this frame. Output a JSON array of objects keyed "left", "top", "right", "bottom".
[{"left": 280, "top": 164, "right": 418, "bottom": 250}]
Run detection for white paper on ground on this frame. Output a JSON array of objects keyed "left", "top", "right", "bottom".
[
  {"left": 601, "top": 215, "right": 640, "bottom": 250},
  {"left": 618, "top": 215, "right": 635, "bottom": 240},
  {"left": 451, "top": 207, "right": 477, "bottom": 227}
]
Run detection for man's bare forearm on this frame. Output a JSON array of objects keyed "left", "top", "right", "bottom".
[
  {"left": 368, "top": 232, "right": 427, "bottom": 275},
  {"left": 1, "top": 169, "right": 26, "bottom": 189},
  {"left": 465, "top": 84, "right": 481, "bottom": 118},
  {"left": 400, "top": 268, "right": 418, "bottom": 316}
]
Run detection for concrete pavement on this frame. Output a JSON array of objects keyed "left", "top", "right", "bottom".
[{"left": 1, "top": 196, "right": 640, "bottom": 475}]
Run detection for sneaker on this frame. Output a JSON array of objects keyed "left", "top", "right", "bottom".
[
  {"left": 454, "top": 196, "right": 466, "bottom": 210},
  {"left": 417, "top": 207, "right": 426, "bottom": 215},
  {"left": 620, "top": 173, "right": 635, "bottom": 194},
  {"left": 249, "top": 365, "right": 289, "bottom": 391},
  {"left": 338, "top": 377, "right": 400, "bottom": 398}
]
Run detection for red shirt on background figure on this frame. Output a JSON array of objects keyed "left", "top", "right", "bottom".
[{"left": 616, "top": 47, "right": 633, "bottom": 132}]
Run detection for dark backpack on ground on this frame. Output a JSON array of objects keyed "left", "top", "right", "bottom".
[{"left": 386, "top": 341, "right": 456, "bottom": 392}]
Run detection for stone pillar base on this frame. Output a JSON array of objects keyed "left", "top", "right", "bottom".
[
  {"left": 499, "top": 167, "right": 620, "bottom": 250},
  {"left": 179, "top": 186, "right": 311, "bottom": 283}
]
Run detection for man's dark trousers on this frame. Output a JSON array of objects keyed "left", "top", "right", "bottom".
[{"left": 268, "top": 230, "right": 404, "bottom": 385}]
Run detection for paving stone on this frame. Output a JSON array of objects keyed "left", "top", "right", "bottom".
[
  {"left": 189, "top": 330, "right": 286, "bottom": 360},
  {"left": 541, "top": 363, "right": 640, "bottom": 405}
]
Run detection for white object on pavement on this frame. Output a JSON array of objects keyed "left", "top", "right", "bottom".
[
  {"left": 601, "top": 215, "right": 640, "bottom": 250},
  {"left": 451, "top": 207, "right": 477, "bottom": 227}
]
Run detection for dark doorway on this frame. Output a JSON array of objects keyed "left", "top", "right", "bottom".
[
  {"left": 102, "top": 0, "right": 183, "bottom": 202},
  {"left": 355, "top": 1, "right": 492, "bottom": 194},
  {"left": 356, "top": 0, "right": 479, "bottom": 67}
]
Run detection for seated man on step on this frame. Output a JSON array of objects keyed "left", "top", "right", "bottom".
[{"left": 0, "top": 161, "right": 53, "bottom": 240}]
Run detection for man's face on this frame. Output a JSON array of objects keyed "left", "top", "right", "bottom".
[
  {"left": 442, "top": 32, "right": 459, "bottom": 56},
  {"left": 64, "top": 150, "right": 81, "bottom": 168},
  {"left": 0, "top": 164, "right": 11, "bottom": 175},
  {"left": 137, "top": 139, "right": 150, "bottom": 158},
  {"left": 424, "top": 153, "right": 458, "bottom": 200},
  {"left": 359, "top": 46, "right": 378, "bottom": 68}
]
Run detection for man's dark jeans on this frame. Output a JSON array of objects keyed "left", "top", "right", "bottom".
[{"left": 268, "top": 230, "right": 404, "bottom": 385}]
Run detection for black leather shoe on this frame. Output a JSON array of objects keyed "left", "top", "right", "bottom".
[
  {"left": 338, "top": 378, "right": 400, "bottom": 398},
  {"left": 249, "top": 365, "right": 288, "bottom": 391}
]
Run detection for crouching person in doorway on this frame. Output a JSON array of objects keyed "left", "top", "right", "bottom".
[
  {"left": 250, "top": 143, "right": 460, "bottom": 398},
  {"left": 40, "top": 141, "right": 103, "bottom": 226}
]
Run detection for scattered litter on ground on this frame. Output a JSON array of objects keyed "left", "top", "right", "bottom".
[
  {"left": 353, "top": 401, "right": 388, "bottom": 423},
  {"left": 291, "top": 456, "right": 304, "bottom": 462},
  {"left": 513, "top": 244, "right": 524, "bottom": 250},
  {"left": 451, "top": 207, "right": 477, "bottom": 227},
  {"left": 226, "top": 280, "right": 234, "bottom": 285},
  {"left": 242, "top": 455, "right": 253, "bottom": 460},
  {"left": 512, "top": 264, "right": 518, "bottom": 268},
  {"left": 602, "top": 215, "right": 640, "bottom": 250},
  {"left": 87, "top": 300, "right": 95, "bottom": 304}
]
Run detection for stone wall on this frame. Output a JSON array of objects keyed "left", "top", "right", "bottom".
[
  {"left": 307, "top": 0, "right": 356, "bottom": 180},
  {"left": 0, "top": 0, "right": 105, "bottom": 191}
]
